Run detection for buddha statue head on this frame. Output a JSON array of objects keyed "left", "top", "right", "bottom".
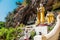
[{"left": 40, "top": 3, "right": 43, "bottom": 7}]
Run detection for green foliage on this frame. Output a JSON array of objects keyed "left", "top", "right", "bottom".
[
  {"left": 30, "top": 30, "right": 36, "bottom": 40},
  {"left": 23, "top": 0, "right": 31, "bottom": 5},
  {"left": 48, "top": 26, "right": 54, "bottom": 31},
  {"left": 5, "top": 27, "right": 16, "bottom": 40},
  {"left": 5, "top": 10, "right": 17, "bottom": 27},
  {"left": 0, "top": 27, "right": 7, "bottom": 36},
  {"left": 52, "top": 2, "right": 60, "bottom": 11},
  {"left": 16, "top": 1, "right": 22, "bottom": 5},
  {"left": 19, "top": 23, "right": 25, "bottom": 28},
  {"left": 25, "top": 0, "right": 31, "bottom": 4},
  {"left": 5, "top": 1, "right": 22, "bottom": 27},
  {"left": 0, "top": 21, "right": 5, "bottom": 28},
  {"left": 0, "top": 25, "right": 24, "bottom": 40}
]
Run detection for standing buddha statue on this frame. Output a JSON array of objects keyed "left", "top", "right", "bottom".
[
  {"left": 40, "top": 3, "right": 45, "bottom": 24},
  {"left": 36, "top": 7, "right": 41, "bottom": 25},
  {"left": 36, "top": 3, "right": 45, "bottom": 25}
]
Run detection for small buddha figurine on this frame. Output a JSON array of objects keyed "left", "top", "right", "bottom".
[
  {"left": 46, "top": 13, "right": 51, "bottom": 24},
  {"left": 50, "top": 12, "right": 55, "bottom": 23},
  {"left": 46, "top": 12, "right": 55, "bottom": 25}
]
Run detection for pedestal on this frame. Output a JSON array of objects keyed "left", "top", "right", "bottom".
[
  {"left": 34, "top": 35, "right": 47, "bottom": 40},
  {"left": 34, "top": 35, "right": 42, "bottom": 40},
  {"left": 35, "top": 25, "right": 48, "bottom": 35}
]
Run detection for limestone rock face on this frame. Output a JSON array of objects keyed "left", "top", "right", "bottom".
[{"left": 5, "top": 0, "right": 60, "bottom": 27}]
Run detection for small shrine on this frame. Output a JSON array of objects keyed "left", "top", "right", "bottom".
[
  {"left": 33, "top": 3, "right": 60, "bottom": 40},
  {"left": 35, "top": 3, "right": 46, "bottom": 36},
  {"left": 34, "top": 3, "right": 55, "bottom": 35}
]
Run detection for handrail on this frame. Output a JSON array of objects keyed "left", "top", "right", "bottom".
[{"left": 45, "top": 14, "right": 60, "bottom": 39}]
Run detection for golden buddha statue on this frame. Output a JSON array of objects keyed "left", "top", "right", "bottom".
[
  {"left": 36, "top": 7, "right": 41, "bottom": 25},
  {"left": 39, "top": 3, "right": 45, "bottom": 24},
  {"left": 50, "top": 12, "right": 55, "bottom": 23},
  {"left": 46, "top": 12, "right": 55, "bottom": 24},
  {"left": 46, "top": 13, "right": 51, "bottom": 24},
  {"left": 36, "top": 3, "right": 45, "bottom": 25}
]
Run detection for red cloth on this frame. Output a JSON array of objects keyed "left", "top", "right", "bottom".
[{"left": 36, "top": 24, "right": 48, "bottom": 26}]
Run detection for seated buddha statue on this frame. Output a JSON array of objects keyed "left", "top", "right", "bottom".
[{"left": 46, "top": 12, "right": 55, "bottom": 25}]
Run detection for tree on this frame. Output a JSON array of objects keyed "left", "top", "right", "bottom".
[
  {"left": 25, "top": 0, "right": 31, "bottom": 4},
  {"left": 0, "top": 21, "right": 5, "bottom": 28},
  {"left": 16, "top": 1, "right": 22, "bottom": 5},
  {"left": 5, "top": 11, "right": 15, "bottom": 27},
  {"left": 52, "top": 0, "right": 60, "bottom": 11}
]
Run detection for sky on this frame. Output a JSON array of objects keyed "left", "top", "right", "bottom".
[{"left": 0, "top": 0, "right": 23, "bottom": 21}]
